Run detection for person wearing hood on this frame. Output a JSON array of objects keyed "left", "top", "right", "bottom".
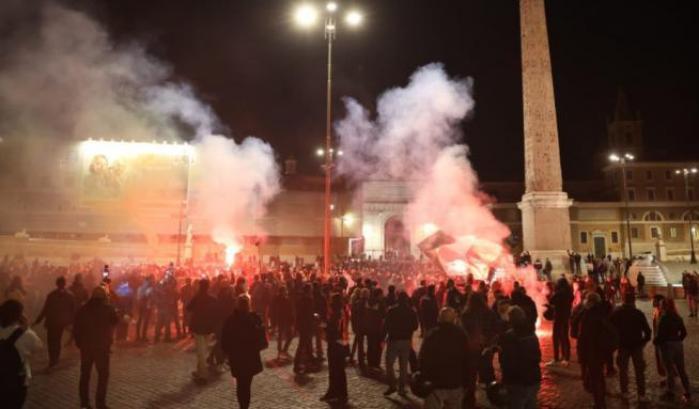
[
  {"left": 572, "top": 292, "right": 619, "bottom": 409},
  {"left": 547, "top": 277, "right": 574, "bottom": 366}
]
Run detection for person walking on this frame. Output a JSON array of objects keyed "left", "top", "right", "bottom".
[
  {"left": 186, "top": 279, "right": 218, "bottom": 382},
  {"left": 419, "top": 285, "right": 439, "bottom": 334},
  {"left": 272, "top": 286, "right": 294, "bottom": 359},
  {"left": 0, "top": 300, "right": 43, "bottom": 409},
  {"left": 547, "top": 277, "right": 573, "bottom": 366},
  {"left": 686, "top": 273, "right": 698, "bottom": 318},
  {"left": 497, "top": 306, "right": 541, "bottom": 409},
  {"left": 221, "top": 295, "right": 267, "bottom": 409},
  {"left": 33, "top": 276, "right": 75, "bottom": 368},
  {"left": 383, "top": 291, "right": 418, "bottom": 397},
  {"left": 609, "top": 292, "right": 651, "bottom": 402},
  {"left": 419, "top": 307, "right": 468, "bottom": 409},
  {"left": 654, "top": 298, "right": 691, "bottom": 403},
  {"left": 73, "top": 286, "right": 119, "bottom": 409},
  {"left": 320, "top": 293, "right": 349, "bottom": 404}
]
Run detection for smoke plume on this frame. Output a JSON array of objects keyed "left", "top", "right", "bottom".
[{"left": 0, "top": 2, "right": 279, "bottom": 255}]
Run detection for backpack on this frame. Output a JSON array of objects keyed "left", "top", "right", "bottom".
[{"left": 0, "top": 328, "right": 26, "bottom": 389}]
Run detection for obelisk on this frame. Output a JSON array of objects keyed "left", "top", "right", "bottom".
[{"left": 517, "top": 0, "right": 572, "bottom": 268}]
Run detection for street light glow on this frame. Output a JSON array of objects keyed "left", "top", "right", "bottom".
[
  {"left": 316, "top": 148, "right": 325, "bottom": 157},
  {"left": 345, "top": 10, "right": 363, "bottom": 26},
  {"left": 692, "top": 168, "right": 698, "bottom": 174},
  {"left": 294, "top": 4, "right": 318, "bottom": 27},
  {"left": 326, "top": 2, "right": 338, "bottom": 12},
  {"left": 609, "top": 153, "right": 620, "bottom": 162},
  {"left": 624, "top": 153, "right": 635, "bottom": 160}
]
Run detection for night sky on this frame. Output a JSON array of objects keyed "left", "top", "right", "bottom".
[{"left": 56, "top": 1, "right": 699, "bottom": 180}]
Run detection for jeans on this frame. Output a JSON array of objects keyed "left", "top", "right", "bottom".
[
  {"left": 424, "top": 387, "right": 463, "bottom": 409},
  {"left": 326, "top": 342, "right": 348, "bottom": 399},
  {"left": 136, "top": 306, "right": 151, "bottom": 340},
  {"left": 234, "top": 374, "right": 253, "bottom": 409},
  {"left": 617, "top": 347, "right": 646, "bottom": 396},
  {"left": 660, "top": 341, "right": 690, "bottom": 395},
  {"left": 366, "top": 332, "right": 382, "bottom": 368},
  {"left": 79, "top": 349, "right": 110, "bottom": 409},
  {"left": 47, "top": 324, "right": 66, "bottom": 366},
  {"left": 581, "top": 359, "right": 606, "bottom": 409},
  {"left": 294, "top": 331, "right": 314, "bottom": 371},
  {"left": 552, "top": 317, "right": 571, "bottom": 361},
  {"left": 351, "top": 332, "right": 366, "bottom": 366},
  {"left": 385, "top": 339, "right": 410, "bottom": 391},
  {"left": 276, "top": 324, "right": 293, "bottom": 353},
  {"left": 194, "top": 334, "right": 210, "bottom": 379},
  {"left": 507, "top": 383, "right": 540, "bottom": 409}
]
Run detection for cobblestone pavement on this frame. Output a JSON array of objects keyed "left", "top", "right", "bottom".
[{"left": 25, "top": 300, "right": 699, "bottom": 409}]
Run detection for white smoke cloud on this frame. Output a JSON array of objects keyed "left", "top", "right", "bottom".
[
  {"left": 0, "top": 2, "right": 280, "bottom": 254},
  {"left": 336, "top": 63, "right": 511, "bottom": 273}
]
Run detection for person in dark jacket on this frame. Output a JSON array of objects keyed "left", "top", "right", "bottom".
[
  {"left": 572, "top": 292, "right": 618, "bottom": 409},
  {"left": 419, "top": 285, "right": 439, "bottom": 334},
  {"left": 547, "top": 277, "right": 573, "bottom": 366},
  {"left": 419, "top": 307, "right": 468, "bottom": 409},
  {"left": 34, "top": 276, "right": 75, "bottom": 368},
  {"left": 73, "top": 286, "right": 118, "bottom": 409},
  {"left": 497, "top": 306, "right": 541, "bottom": 409},
  {"left": 320, "top": 293, "right": 349, "bottom": 404},
  {"left": 636, "top": 272, "right": 645, "bottom": 298},
  {"left": 461, "top": 292, "right": 499, "bottom": 408},
  {"left": 186, "top": 279, "right": 218, "bottom": 381},
  {"left": 69, "top": 274, "right": 89, "bottom": 307},
  {"left": 654, "top": 298, "right": 691, "bottom": 402},
  {"left": 510, "top": 286, "right": 537, "bottom": 334},
  {"left": 609, "top": 292, "right": 651, "bottom": 402},
  {"left": 365, "top": 288, "right": 385, "bottom": 371},
  {"left": 272, "top": 286, "right": 294, "bottom": 359},
  {"left": 383, "top": 291, "right": 418, "bottom": 396},
  {"left": 349, "top": 287, "right": 369, "bottom": 368},
  {"left": 293, "top": 284, "right": 315, "bottom": 374},
  {"left": 221, "top": 295, "right": 267, "bottom": 409}
]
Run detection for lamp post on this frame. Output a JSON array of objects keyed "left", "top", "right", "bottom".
[
  {"left": 609, "top": 153, "right": 635, "bottom": 259},
  {"left": 295, "top": 3, "right": 363, "bottom": 275},
  {"left": 676, "top": 167, "right": 698, "bottom": 264}
]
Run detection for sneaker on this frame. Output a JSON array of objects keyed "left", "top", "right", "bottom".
[
  {"left": 545, "top": 360, "right": 559, "bottom": 367},
  {"left": 384, "top": 386, "right": 397, "bottom": 396}
]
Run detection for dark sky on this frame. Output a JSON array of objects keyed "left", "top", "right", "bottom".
[{"left": 82, "top": 0, "right": 698, "bottom": 181}]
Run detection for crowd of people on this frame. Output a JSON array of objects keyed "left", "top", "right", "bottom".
[{"left": 0, "top": 253, "right": 696, "bottom": 409}]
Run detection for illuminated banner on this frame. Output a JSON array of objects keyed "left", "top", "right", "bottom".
[{"left": 78, "top": 139, "right": 192, "bottom": 204}]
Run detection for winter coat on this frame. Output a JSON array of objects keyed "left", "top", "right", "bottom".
[
  {"left": 221, "top": 311, "right": 265, "bottom": 378},
  {"left": 73, "top": 298, "right": 119, "bottom": 352},
  {"left": 498, "top": 329, "right": 541, "bottom": 386},
  {"left": 419, "top": 323, "right": 468, "bottom": 389}
]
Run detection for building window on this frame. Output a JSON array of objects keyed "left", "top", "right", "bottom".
[
  {"left": 627, "top": 189, "right": 636, "bottom": 201},
  {"left": 670, "top": 227, "right": 678, "bottom": 238},
  {"left": 667, "top": 189, "right": 675, "bottom": 201},
  {"left": 580, "top": 231, "right": 588, "bottom": 244},
  {"left": 647, "top": 189, "right": 656, "bottom": 201},
  {"left": 646, "top": 170, "right": 653, "bottom": 180},
  {"left": 625, "top": 170, "right": 633, "bottom": 181},
  {"left": 611, "top": 231, "right": 619, "bottom": 243},
  {"left": 650, "top": 226, "right": 661, "bottom": 239},
  {"left": 665, "top": 170, "right": 672, "bottom": 180},
  {"left": 631, "top": 227, "right": 639, "bottom": 238},
  {"left": 644, "top": 211, "right": 663, "bottom": 221},
  {"left": 689, "top": 189, "right": 695, "bottom": 201}
]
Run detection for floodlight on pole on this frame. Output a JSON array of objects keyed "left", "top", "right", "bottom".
[
  {"left": 294, "top": 4, "right": 319, "bottom": 28},
  {"left": 345, "top": 10, "right": 363, "bottom": 26},
  {"left": 676, "top": 166, "right": 698, "bottom": 264},
  {"left": 609, "top": 152, "right": 635, "bottom": 258},
  {"left": 292, "top": 2, "right": 363, "bottom": 276}
]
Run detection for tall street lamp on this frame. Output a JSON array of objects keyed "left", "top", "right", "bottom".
[
  {"left": 294, "top": 2, "right": 363, "bottom": 275},
  {"left": 676, "top": 167, "right": 698, "bottom": 264},
  {"left": 609, "top": 153, "right": 635, "bottom": 259}
]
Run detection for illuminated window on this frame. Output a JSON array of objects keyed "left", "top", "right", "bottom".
[
  {"left": 611, "top": 231, "right": 619, "bottom": 243},
  {"left": 670, "top": 227, "right": 678, "bottom": 238},
  {"left": 650, "top": 226, "right": 661, "bottom": 239},
  {"left": 644, "top": 211, "right": 663, "bottom": 221}
]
